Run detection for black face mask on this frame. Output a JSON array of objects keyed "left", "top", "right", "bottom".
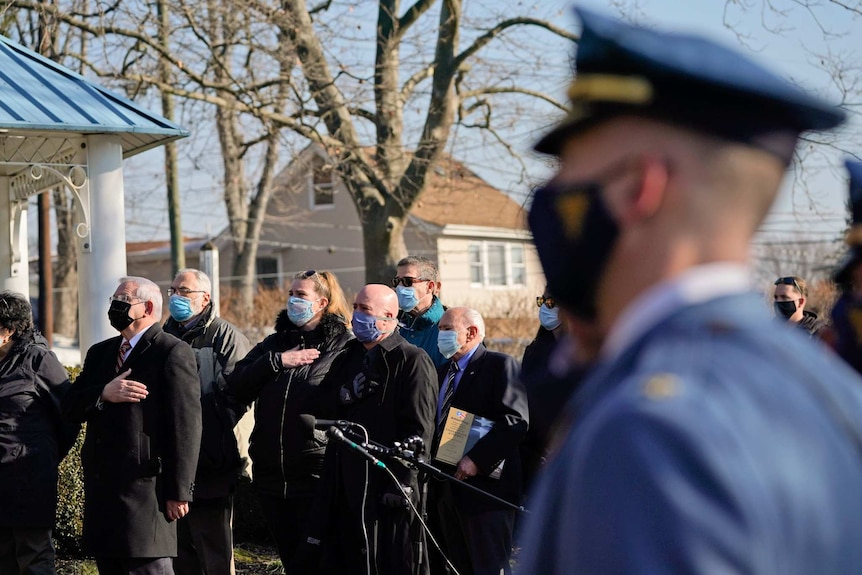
[
  {"left": 528, "top": 181, "right": 620, "bottom": 320},
  {"left": 774, "top": 300, "right": 798, "bottom": 320},
  {"left": 108, "top": 300, "right": 135, "bottom": 332}
]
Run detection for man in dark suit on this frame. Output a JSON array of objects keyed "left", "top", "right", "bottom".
[
  {"left": 63, "top": 276, "right": 202, "bottom": 575},
  {"left": 430, "top": 306, "right": 528, "bottom": 575}
]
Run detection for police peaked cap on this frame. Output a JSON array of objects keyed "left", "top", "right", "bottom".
[{"left": 536, "top": 8, "right": 847, "bottom": 161}]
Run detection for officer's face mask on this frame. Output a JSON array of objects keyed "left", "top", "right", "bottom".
[
  {"left": 774, "top": 300, "right": 798, "bottom": 320},
  {"left": 528, "top": 176, "right": 621, "bottom": 321}
]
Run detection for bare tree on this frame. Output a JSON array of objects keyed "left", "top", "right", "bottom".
[{"left": 2, "top": 0, "right": 575, "bottom": 309}]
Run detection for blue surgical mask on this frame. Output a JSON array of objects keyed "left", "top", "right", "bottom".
[
  {"left": 352, "top": 311, "right": 396, "bottom": 343},
  {"left": 168, "top": 294, "right": 195, "bottom": 322},
  {"left": 288, "top": 296, "right": 317, "bottom": 327},
  {"left": 396, "top": 286, "right": 419, "bottom": 312},
  {"left": 539, "top": 304, "right": 561, "bottom": 330},
  {"left": 437, "top": 330, "right": 461, "bottom": 359}
]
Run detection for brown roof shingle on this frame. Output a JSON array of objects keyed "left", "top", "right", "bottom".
[{"left": 411, "top": 155, "right": 528, "bottom": 230}]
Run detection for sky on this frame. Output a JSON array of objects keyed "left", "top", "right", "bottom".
[{"left": 107, "top": 0, "right": 861, "bottom": 275}]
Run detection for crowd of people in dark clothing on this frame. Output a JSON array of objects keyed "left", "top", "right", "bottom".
[
  {"left": 5, "top": 245, "right": 862, "bottom": 575},
  {"left": 3, "top": 8, "right": 862, "bottom": 572}
]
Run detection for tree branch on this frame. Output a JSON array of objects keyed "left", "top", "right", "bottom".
[{"left": 453, "top": 17, "right": 578, "bottom": 70}]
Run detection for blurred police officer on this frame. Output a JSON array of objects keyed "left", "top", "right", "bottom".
[
  {"left": 517, "top": 7, "right": 862, "bottom": 574},
  {"left": 772, "top": 275, "right": 825, "bottom": 337}
]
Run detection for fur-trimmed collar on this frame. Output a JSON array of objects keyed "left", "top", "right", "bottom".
[{"left": 274, "top": 310, "right": 348, "bottom": 349}]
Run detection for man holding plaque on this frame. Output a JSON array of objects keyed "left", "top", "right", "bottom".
[{"left": 430, "top": 307, "right": 528, "bottom": 575}]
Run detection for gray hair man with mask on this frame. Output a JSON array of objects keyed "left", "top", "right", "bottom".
[
  {"left": 63, "top": 276, "right": 202, "bottom": 575},
  {"left": 163, "top": 268, "right": 252, "bottom": 575}
]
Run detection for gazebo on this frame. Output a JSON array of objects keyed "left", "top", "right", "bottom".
[{"left": 0, "top": 35, "right": 188, "bottom": 357}]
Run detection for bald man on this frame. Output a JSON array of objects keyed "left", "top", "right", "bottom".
[
  {"left": 429, "top": 307, "right": 528, "bottom": 575},
  {"left": 322, "top": 284, "right": 437, "bottom": 575}
]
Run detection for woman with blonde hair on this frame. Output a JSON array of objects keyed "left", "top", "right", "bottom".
[{"left": 225, "top": 270, "right": 353, "bottom": 572}]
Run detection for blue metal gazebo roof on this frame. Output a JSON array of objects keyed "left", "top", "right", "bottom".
[{"left": 0, "top": 34, "right": 188, "bottom": 158}]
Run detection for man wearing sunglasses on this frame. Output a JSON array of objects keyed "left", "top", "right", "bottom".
[
  {"left": 518, "top": 7, "right": 862, "bottom": 575},
  {"left": 772, "top": 276, "right": 825, "bottom": 338},
  {"left": 393, "top": 255, "right": 447, "bottom": 367}
]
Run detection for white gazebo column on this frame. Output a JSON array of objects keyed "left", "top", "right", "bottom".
[
  {"left": 78, "top": 135, "right": 127, "bottom": 352},
  {"left": 0, "top": 176, "right": 29, "bottom": 296}
]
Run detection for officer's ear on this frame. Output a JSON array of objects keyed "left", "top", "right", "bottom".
[
  {"left": 798, "top": 295, "right": 806, "bottom": 309},
  {"left": 621, "top": 154, "right": 668, "bottom": 224}
]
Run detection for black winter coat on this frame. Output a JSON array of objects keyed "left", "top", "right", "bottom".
[
  {"left": 62, "top": 325, "right": 202, "bottom": 558},
  {"left": 224, "top": 311, "right": 354, "bottom": 499},
  {"left": 333, "top": 331, "right": 438, "bottom": 514},
  {"left": 164, "top": 304, "right": 252, "bottom": 498},
  {"left": 0, "top": 333, "right": 76, "bottom": 527}
]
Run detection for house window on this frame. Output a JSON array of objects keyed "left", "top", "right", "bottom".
[
  {"left": 468, "top": 241, "right": 527, "bottom": 287},
  {"left": 511, "top": 244, "right": 526, "bottom": 285},
  {"left": 308, "top": 161, "right": 334, "bottom": 209},
  {"left": 469, "top": 244, "right": 483, "bottom": 284},
  {"left": 256, "top": 257, "right": 279, "bottom": 289}
]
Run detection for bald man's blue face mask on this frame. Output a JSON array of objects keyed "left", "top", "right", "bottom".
[
  {"left": 351, "top": 311, "right": 396, "bottom": 343},
  {"left": 528, "top": 180, "right": 620, "bottom": 320}
]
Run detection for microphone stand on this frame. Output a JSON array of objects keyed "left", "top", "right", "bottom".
[{"left": 363, "top": 438, "right": 528, "bottom": 514}]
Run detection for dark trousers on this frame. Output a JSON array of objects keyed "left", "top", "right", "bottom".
[
  {"left": 257, "top": 494, "right": 315, "bottom": 574},
  {"left": 174, "top": 495, "right": 235, "bottom": 575},
  {"left": 329, "top": 490, "right": 428, "bottom": 575},
  {"left": 95, "top": 556, "right": 174, "bottom": 575},
  {"left": 434, "top": 482, "right": 515, "bottom": 575},
  {"left": 0, "top": 526, "right": 55, "bottom": 575}
]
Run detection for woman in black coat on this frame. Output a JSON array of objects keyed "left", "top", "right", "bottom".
[
  {"left": 225, "top": 270, "right": 355, "bottom": 572},
  {"left": 0, "top": 291, "right": 76, "bottom": 575}
]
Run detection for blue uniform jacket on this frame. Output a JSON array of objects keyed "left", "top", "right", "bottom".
[{"left": 517, "top": 293, "right": 862, "bottom": 574}]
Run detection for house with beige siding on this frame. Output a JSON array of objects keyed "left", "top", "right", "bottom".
[{"left": 128, "top": 144, "right": 544, "bottom": 317}]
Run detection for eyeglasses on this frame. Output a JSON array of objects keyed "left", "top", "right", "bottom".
[
  {"left": 109, "top": 296, "right": 145, "bottom": 305},
  {"left": 167, "top": 287, "right": 206, "bottom": 297},
  {"left": 300, "top": 270, "right": 317, "bottom": 278},
  {"left": 536, "top": 296, "right": 556, "bottom": 309},
  {"left": 392, "top": 276, "right": 428, "bottom": 288},
  {"left": 774, "top": 277, "right": 802, "bottom": 293}
]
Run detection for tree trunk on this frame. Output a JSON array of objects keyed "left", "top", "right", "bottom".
[
  {"left": 53, "top": 187, "right": 79, "bottom": 338},
  {"left": 360, "top": 202, "right": 409, "bottom": 285}
]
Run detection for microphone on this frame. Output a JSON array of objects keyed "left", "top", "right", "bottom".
[
  {"left": 327, "top": 426, "right": 387, "bottom": 469},
  {"left": 298, "top": 414, "right": 355, "bottom": 430}
]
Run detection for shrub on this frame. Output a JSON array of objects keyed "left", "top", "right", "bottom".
[
  {"left": 55, "top": 425, "right": 85, "bottom": 555},
  {"left": 55, "top": 366, "right": 84, "bottom": 555}
]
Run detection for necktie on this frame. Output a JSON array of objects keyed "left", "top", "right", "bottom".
[
  {"left": 433, "top": 361, "right": 460, "bottom": 453},
  {"left": 117, "top": 340, "right": 131, "bottom": 373}
]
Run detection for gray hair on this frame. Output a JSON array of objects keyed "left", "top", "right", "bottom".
[
  {"left": 176, "top": 268, "right": 212, "bottom": 295},
  {"left": 120, "top": 276, "right": 163, "bottom": 318},
  {"left": 462, "top": 308, "right": 486, "bottom": 339},
  {"left": 396, "top": 255, "right": 439, "bottom": 283}
]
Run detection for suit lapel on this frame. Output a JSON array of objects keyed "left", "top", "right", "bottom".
[
  {"left": 454, "top": 344, "right": 486, "bottom": 398},
  {"left": 122, "top": 325, "right": 159, "bottom": 371}
]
